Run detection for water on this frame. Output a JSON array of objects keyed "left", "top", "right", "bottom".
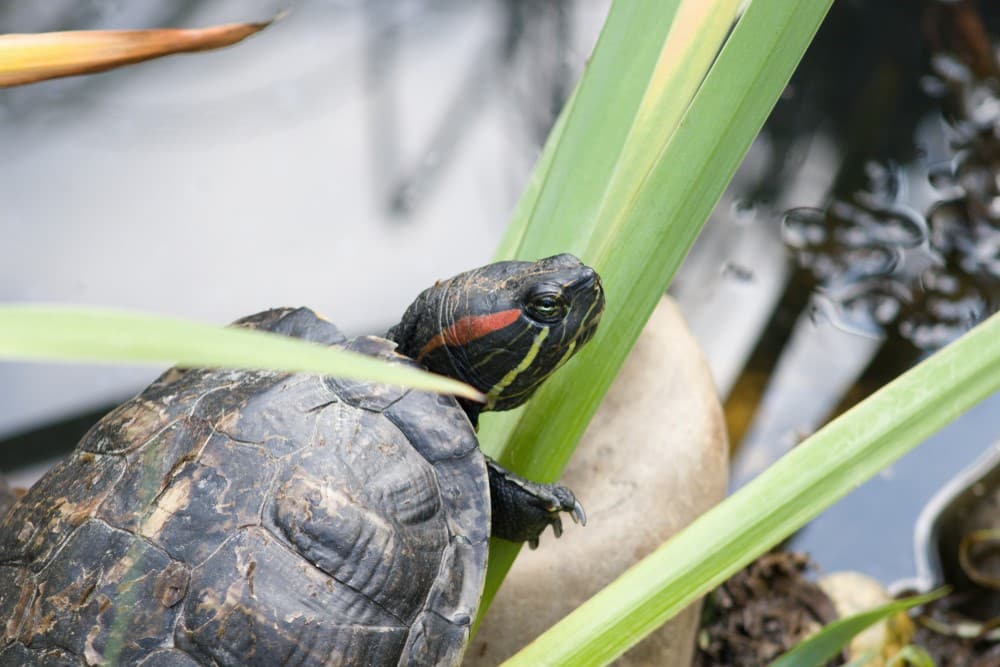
[{"left": 677, "top": 0, "right": 1000, "bottom": 587}]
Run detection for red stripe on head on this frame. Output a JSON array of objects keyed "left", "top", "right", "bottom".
[{"left": 417, "top": 308, "right": 521, "bottom": 362}]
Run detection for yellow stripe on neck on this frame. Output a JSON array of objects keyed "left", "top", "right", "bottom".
[
  {"left": 553, "top": 339, "right": 577, "bottom": 372},
  {"left": 486, "top": 326, "right": 549, "bottom": 409}
]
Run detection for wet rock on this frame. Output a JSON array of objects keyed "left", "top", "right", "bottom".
[{"left": 468, "top": 297, "right": 728, "bottom": 666}]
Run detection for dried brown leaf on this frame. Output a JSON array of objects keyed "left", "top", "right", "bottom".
[{"left": 0, "top": 18, "right": 275, "bottom": 88}]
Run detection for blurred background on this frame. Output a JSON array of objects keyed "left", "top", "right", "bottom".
[{"left": 2, "top": 0, "right": 998, "bottom": 594}]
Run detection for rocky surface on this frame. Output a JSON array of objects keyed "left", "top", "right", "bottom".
[{"left": 467, "top": 296, "right": 729, "bottom": 666}]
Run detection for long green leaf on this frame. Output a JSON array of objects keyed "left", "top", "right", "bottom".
[
  {"left": 502, "top": 313, "right": 999, "bottom": 666},
  {"left": 494, "top": 0, "right": 740, "bottom": 261},
  {"left": 769, "top": 590, "right": 945, "bottom": 667},
  {"left": 492, "top": 0, "right": 682, "bottom": 261},
  {"left": 480, "top": 0, "right": 832, "bottom": 616},
  {"left": 0, "top": 306, "right": 483, "bottom": 400},
  {"left": 487, "top": 0, "right": 744, "bottom": 470}
]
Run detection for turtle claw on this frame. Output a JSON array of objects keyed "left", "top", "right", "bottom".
[
  {"left": 486, "top": 457, "right": 587, "bottom": 545},
  {"left": 571, "top": 499, "right": 587, "bottom": 526}
]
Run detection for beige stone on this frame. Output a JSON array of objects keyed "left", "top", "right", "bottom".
[
  {"left": 467, "top": 296, "right": 729, "bottom": 666},
  {"left": 818, "top": 571, "right": 911, "bottom": 666}
]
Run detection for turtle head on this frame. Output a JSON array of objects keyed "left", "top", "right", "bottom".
[{"left": 387, "top": 253, "right": 604, "bottom": 421}]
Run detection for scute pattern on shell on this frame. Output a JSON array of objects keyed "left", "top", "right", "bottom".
[{"left": 0, "top": 308, "right": 490, "bottom": 667}]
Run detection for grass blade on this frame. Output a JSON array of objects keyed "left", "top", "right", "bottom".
[
  {"left": 492, "top": 0, "right": 682, "bottom": 261},
  {"left": 0, "top": 305, "right": 483, "bottom": 401},
  {"left": 494, "top": 0, "right": 741, "bottom": 262},
  {"left": 769, "top": 590, "right": 946, "bottom": 667},
  {"left": 480, "top": 0, "right": 833, "bottom": 616}
]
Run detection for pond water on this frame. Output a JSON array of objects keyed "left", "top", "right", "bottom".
[{"left": 670, "top": 0, "right": 1000, "bottom": 587}]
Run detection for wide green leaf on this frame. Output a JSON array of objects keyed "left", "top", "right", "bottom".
[
  {"left": 480, "top": 0, "right": 833, "bottom": 617},
  {"left": 0, "top": 305, "right": 483, "bottom": 400},
  {"left": 494, "top": 0, "right": 740, "bottom": 261}
]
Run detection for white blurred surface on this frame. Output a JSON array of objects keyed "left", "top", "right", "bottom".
[{"left": 0, "top": 0, "right": 609, "bottom": 436}]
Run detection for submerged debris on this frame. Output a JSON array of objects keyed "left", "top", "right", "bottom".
[
  {"left": 912, "top": 596, "right": 1000, "bottom": 667},
  {"left": 781, "top": 0, "right": 1000, "bottom": 351},
  {"left": 694, "top": 552, "right": 843, "bottom": 666}
]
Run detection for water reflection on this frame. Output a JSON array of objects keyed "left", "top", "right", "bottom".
[
  {"left": 683, "top": 0, "right": 1000, "bottom": 589},
  {"left": 780, "top": 146, "right": 997, "bottom": 351}
]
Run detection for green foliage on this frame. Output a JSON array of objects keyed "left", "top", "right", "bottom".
[
  {"left": 0, "top": 306, "right": 482, "bottom": 400},
  {"left": 475, "top": 0, "right": 1000, "bottom": 664},
  {"left": 479, "top": 0, "right": 834, "bottom": 632},
  {"left": 769, "top": 591, "right": 944, "bottom": 667}
]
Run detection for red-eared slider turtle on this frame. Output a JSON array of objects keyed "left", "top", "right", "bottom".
[{"left": 0, "top": 254, "right": 603, "bottom": 667}]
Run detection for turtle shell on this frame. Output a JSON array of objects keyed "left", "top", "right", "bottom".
[
  {"left": 0, "top": 308, "right": 490, "bottom": 667},
  {"left": 0, "top": 478, "right": 15, "bottom": 520}
]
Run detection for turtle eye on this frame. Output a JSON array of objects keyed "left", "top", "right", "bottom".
[{"left": 526, "top": 290, "right": 566, "bottom": 324}]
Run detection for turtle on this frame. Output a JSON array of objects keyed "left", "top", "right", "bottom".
[
  {"left": 0, "top": 478, "right": 15, "bottom": 521},
  {"left": 0, "top": 253, "right": 604, "bottom": 667}
]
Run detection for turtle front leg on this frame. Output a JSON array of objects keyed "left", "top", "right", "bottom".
[{"left": 486, "top": 458, "right": 586, "bottom": 549}]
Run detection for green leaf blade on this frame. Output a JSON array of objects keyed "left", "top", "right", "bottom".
[
  {"left": 0, "top": 305, "right": 484, "bottom": 401},
  {"left": 769, "top": 590, "right": 945, "bottom": 667},
  {"left": 480, "top": 0, "right": 834, "bottom": 621},
  {"left": 498, "top": 0, "right": 682, "bottom": 259}
]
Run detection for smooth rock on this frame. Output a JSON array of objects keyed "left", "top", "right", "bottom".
[{"left": 467, "top": 296, "right": 729, "bottom": 666}]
